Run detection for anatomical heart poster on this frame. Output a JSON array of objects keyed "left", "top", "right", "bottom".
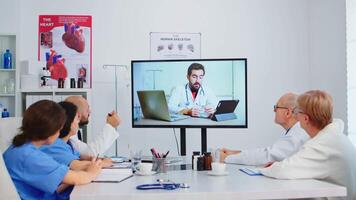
[{"left": 38, "top": 15, "right": 92, "bottom": 88}]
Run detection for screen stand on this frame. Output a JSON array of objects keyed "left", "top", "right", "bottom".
[
  {"left": 180, "top": 128, "right": 186, "bottom": 156},
  {"left": 180, "top": 128, "right": 207, "bottom": 156},
  {"left": 201, "top": 128, "right": 207, "bottom": 154}
]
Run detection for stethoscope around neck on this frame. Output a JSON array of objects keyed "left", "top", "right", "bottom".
[{"left": 184, "top": 83, "right": 205, "bottom": 106}]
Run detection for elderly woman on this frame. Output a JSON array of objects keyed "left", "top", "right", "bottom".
[{"left": 260, "top": 90, "right": 356, "bottom": 200}]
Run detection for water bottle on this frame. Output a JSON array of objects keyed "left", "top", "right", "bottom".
[
  {"left": 2, "top": 108, "right": 10, "bottom": 118},
  {"left": 3, "top": 49, "right": 12, "bottom": 69}
]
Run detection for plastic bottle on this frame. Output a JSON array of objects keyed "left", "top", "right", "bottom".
[
  {"left": 2, "top": 108, "right": 10, "bottom": 118},
  {"left": 192, "top": 151, "right": 200, "bottom": 170},
  {"left": 3, "top": 49, "right": 12, "bottom": 69}
]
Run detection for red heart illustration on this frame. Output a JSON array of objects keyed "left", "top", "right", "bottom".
[
  {"left": 45, "top": 49, "right": 68, "bottom": 80},
  {"left": 62, "top": 23, "right": 85, "bottom": 53}
]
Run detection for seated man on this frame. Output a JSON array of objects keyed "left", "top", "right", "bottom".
[
  {"left": 168, "top": 63, "right": 218, "bottom": 118},
  {"left": 65, "top": 96, "right": 121, "bottom": 157},
  {"left": 260, "top": 90, "right": 356, "bottom": 199},
  {"left": 220, "top": 93, "right": 309, "bottom": 166}
]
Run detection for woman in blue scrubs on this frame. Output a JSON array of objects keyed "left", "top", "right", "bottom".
[
  {"left": 41, "top": 101, "right": 112, "bottom": 170},
  {"left": 3, "top": 100, "right": 102, "bottom": 200}
]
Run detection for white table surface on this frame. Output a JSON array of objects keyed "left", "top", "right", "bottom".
[{"left": 71, "top": 164, "right": 346, "bottom": 200}]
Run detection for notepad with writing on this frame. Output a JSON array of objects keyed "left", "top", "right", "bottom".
[{"left": 239, "top": 167, "right": 263, "bottom": 176}]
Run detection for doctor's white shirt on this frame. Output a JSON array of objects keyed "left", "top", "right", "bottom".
[
  {"left": 69, "top": 123, "right": 119, "bottom": 157},
  {"left": 260, "top": 119, "right": 356, "bottom": 200},
  {"left": 225, "top": 122, "right": 309, "bottom": 166},
  {"left": 168, "top": 84, "right": 218, "bottom": 114}
]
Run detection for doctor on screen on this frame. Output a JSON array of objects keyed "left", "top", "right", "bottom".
[{"left": 168, "top": 63, "right": 218, "bottom": 118}]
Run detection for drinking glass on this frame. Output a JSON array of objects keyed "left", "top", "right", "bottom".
[
  {"left": 7, "top": 78, "right": 15, "bottom": 94},
  {"left": 130, "top": 150, "right": 142, "bottom": 173},
  {"left": 213, "top": 148, "right": 221, "bottom": 162}
]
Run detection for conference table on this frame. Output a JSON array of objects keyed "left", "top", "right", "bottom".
[{"left": 71, "top": 163, "right": 346, "bottom": 200}]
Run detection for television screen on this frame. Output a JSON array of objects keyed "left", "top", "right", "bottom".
[{"left": 131, "top": 58, "right": 247, "bottom": 128}]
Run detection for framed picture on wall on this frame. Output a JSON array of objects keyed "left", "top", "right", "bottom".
[
  {"left": 38, "top": 15, "right": 92, "bottom": 88},
  {"left": 150, "top": 32, "right": 201, "bottom": 60}
]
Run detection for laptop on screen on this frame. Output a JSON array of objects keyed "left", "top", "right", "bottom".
[{"left": 137, "top": 90, "right": 189, "bottom": 122}]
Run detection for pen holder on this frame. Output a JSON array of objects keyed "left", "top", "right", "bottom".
[{"left": 152, "top": 157, "right": 167, "bottom": 173}]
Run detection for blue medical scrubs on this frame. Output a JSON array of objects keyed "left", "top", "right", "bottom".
[
  {"left": 40, "top": 138, "right": 80, "bottom": 166},
  {"left": 3, "top": 143, "right": 69, "bottom": 200},
  {"left": 40, "top": 138, "right": 81, "bottom": 200}
]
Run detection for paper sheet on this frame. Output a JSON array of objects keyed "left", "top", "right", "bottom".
[{"left": 95, "top": 168, "right": 132, "bottom": 182}]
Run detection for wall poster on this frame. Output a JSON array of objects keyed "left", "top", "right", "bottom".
[
  {"left": 38, "top": 15, "right": 92, "bottom": 88},
  {"left": 150, "top": 32, "right": 201, "bottom": 60}
]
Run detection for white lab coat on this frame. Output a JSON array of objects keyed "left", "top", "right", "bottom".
[
  {"left": 168, "top": 84, "right": 218, "bottom": 113},
  {"left": 225, "top": 122, "right": 309, "bottom": 166},
  {"left": 260, "top": 119, "right": 356, "bottom": 200},
  {"left": 69, "top": 123, "right": 119, "bottom": 157}
]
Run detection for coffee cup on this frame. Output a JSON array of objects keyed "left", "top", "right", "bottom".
[
  {"left": 138, "top": 163, "right": 153, "bottom": 174},
  {"left": 211, "top": 162, "right": 226, "bottom": 174}
]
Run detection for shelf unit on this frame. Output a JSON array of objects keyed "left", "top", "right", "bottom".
[
  {"left": 20, "top": 88, "right": 92, "bottom": 142},
  {"left": 0, "top": 34, "right": 18, "bottom": 117}
]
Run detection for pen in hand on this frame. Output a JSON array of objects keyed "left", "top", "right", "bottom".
[{"left": 95, "top": 153, "right": 100, "bottom": 161}]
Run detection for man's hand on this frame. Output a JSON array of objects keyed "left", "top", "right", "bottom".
[
  {"left": 219, "top": 149, "right": 228, "bottom": 162},
  {"left": 219, "top": 148, "right": 241, "bottom": 162},
  {"left": 204, "top": 107, "right": 215, "bottom": 115},
  {"left": 106, "top": 111, "right": 121, "bottom": 128},
  {"left": 264, "top": 162, "right": 274, "bottom": 168},
  {"left": 189, "top": 108, "right": 200, "bottom": 117}
]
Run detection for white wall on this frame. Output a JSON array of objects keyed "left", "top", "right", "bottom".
[
  {"left": 347, "top": 0, "right": 356, "bottom": 145},
  {"left": 0, "top": 0, "right": 19, "bottom": 34},
  {"left": 0, "top": 0, "right": 346, "bottom": 157},
  {"left": 309, "top": 0, "right": 347, "bottom": 131}
]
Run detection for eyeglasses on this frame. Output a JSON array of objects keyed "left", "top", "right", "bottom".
[
  {"left": 273, "top": 105, "right": 289, "bottom": 112},
  {"left": 292, "top": 107, "right": 305, "bottom": 115}
]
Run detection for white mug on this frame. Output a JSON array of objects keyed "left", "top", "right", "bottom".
[
  {"left": 138, "top": 163, "right": 153, "bottom": 174},
  {"left": 211, "top": 162, "right": 226, "bottom": 173}
]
